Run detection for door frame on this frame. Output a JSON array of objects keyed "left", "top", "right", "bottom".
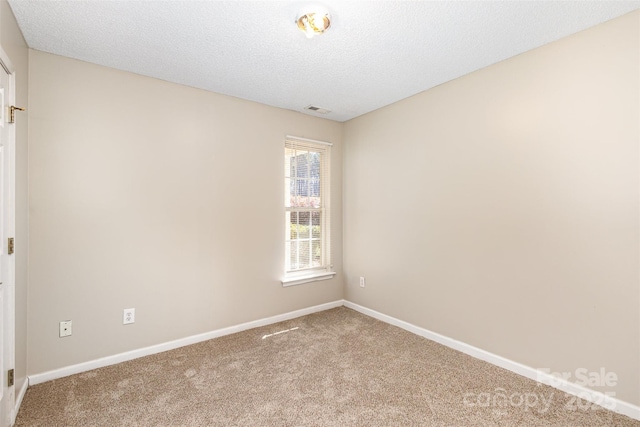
[{"left": 0, "top": 45, "right": 16, "bottom": 427}]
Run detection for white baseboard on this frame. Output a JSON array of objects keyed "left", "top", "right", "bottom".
[
  {"left": 12, "top": 376, "right": 28, "bottom": 425},
  {"left": 28, "top": 300, "right": 344, "bottom": 386},
  {"left": 24, "top": 298, "right": 640, "bottom": 422},
  {"left": 343, "top": 300, "right": 640, "bottom": 422}
]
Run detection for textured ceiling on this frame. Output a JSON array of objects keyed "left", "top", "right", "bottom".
[{"left": 8, "top": 0, "right": 640, "bottom": 122}]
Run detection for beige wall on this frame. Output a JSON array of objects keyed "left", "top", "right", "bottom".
[
  {"left": 22, "top": 7, "right": 640, "bottom": 410},
  {"left": 343, "top": 12, "right": 640, "bottom": 405},
  {"left": 0, "top": 0, "right": 28, "bottom": 397},
  {"left": 27, "top": 50, "right": 343, "bottom": 375}
]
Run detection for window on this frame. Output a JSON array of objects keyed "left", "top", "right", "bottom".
[{"left": 282, "top": 136, "right": 335, "bottom": 286}]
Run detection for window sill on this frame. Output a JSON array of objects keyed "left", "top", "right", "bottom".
[{"left": 281, "top": 271, "right": 336, "bottom": 287}]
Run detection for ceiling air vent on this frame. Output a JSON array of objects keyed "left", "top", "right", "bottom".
[{"left": 304, "top": 105, "right": 331, "bottom": 114}]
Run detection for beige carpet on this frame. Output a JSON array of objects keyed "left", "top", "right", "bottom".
[{"left": 15, "top": 307, "right": 640, "bottom": 426}]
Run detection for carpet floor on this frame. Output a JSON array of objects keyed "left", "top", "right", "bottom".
[{"left": 15, "top": 307, "right": 640, "bottom": 426}]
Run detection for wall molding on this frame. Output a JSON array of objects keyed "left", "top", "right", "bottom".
[
  {"left": 28, "top": 300, "right": 344, "bottom": 386},
  {"left": 26, "top": 299, "right": 640, "bottom": 422},
  {"left": 343, "top": 300, "right": 640, "bottom": 422}
]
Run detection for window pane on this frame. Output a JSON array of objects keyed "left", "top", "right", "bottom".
[
  {"left": 289, "top": 211, "right": 299, "bottom": 239},
  {"left": 311, "top": 211, "right": 321, "bottom": 239},
  {"left": 298, "top": 211, "right": 310, "bottom": 238},
  {"left": 312, "top": 240, "right": 322, "bottom": 267},
  {"left": 309, "top": 152, "right": 320, "bottom": 196},
  {"left": 298, "top": 240, "right": 310, "bottom": 269},
  {"left": 296, "top": 178, "right": 308, "bottom": 195},
  {"left": 289, "top": 240, "right": 298, "bottom": 270}
]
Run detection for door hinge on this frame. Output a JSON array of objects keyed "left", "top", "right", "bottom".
[
  {"left": 9, "top": 106, "right": 25, "bottom": 124},
  {"left": 7, "top": 237, "right": 13, "bottom": 255},
  {"left": 7, "top": 369, "right": 13, "bottom": 387}
]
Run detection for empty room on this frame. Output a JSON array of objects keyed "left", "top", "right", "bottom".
[{"left": 0, "top": 0, "right": 638, "bottom": 425}]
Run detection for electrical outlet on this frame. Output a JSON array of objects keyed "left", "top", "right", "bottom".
[
  {"left": 59, "top": 320, "right": 72, "bottom": 337},
  {"left": 123, "top": 308, "right": 135, "bottom": 325},
  {"left": 359, "top": 277, "right": 366, "bottom": 288}
]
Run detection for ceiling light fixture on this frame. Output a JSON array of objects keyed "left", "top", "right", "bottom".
[{"left": 296, "top": 11, "right": 331, "bottom": 38}]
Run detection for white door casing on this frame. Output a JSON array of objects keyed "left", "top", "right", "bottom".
[{"left": 0, "top": 46, "right": 16, "bottom": 427}]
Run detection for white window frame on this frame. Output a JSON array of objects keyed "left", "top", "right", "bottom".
[{"left": 282, "top": 136, "right": 335, "bottom": 287}]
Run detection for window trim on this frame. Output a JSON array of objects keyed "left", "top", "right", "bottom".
[
  {"left": 284, "top": 135, "right": 333, "bottom": 147},
  {"left": 282, "top": 136, "right": 333, "bottom": 286},
  {"left": 281, "top": 270, "right": 336, "bottom": 287}
]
